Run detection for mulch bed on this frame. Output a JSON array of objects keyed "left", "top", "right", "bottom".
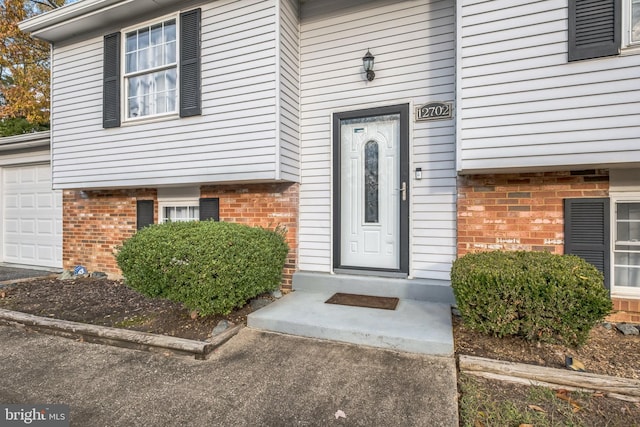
[
  {"left": 0, "top": 277, "right": 258, "bottom": 341},
  {"left": 453, "top": 316, "right": 640, "bottom": 380}
]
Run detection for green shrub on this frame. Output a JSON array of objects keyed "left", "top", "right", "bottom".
[
  {"left": 451, "top": 251, "right": 612, "bottom": 346},
  {"left": 116, "top": 221, "right": 288, "bottom": 316}
]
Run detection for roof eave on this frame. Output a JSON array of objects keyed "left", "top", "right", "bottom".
[
  {"left": 19, "top": 0, "right": 127, "bottom": 42},
  {"left": 20, "top": 1, "right": 198, "bottom": 43},
  {"left": 0, "top": 131, "right": 50, "bottom": 152}
]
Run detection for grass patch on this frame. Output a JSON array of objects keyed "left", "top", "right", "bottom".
[
  {"left": 459, "top": 374, "right": 546, "bottom": 426},
  {"left": 458, "top": 374, "right": 639, "bottom": 427}
]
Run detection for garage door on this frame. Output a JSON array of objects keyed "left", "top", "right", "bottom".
[{"left": 2, "top": 164, "right": 62, "bottom": 268}]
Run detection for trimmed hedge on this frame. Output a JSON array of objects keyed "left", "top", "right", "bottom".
[
  {"left": 116, "top": 221, "right": 288, "bottom": 316},
  {"left": 451, "top": 251, "right": 611, "bottom": 346}
]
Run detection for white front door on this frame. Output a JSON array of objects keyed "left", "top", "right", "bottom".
[{"left": 339, "top": 113, "right": 401, "bottom": 269}]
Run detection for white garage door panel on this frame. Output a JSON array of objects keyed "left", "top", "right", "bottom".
[
  {"left": 3, "top": 164, "right": 62, "bottom": 268},
  {"left": 38, "top": 218, "right": 55, "bottom": 235}
]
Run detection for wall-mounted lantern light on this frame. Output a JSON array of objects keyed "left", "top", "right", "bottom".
[{"left": 362, "top": 49, "right": 375, "bottom": 81}]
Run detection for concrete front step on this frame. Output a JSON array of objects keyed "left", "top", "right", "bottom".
[
  {"left": 292, "top": 271, "right": 455, "bottom": 305},
  {"left": 247, "top": 290, "right": 454, "bottom": 356}
]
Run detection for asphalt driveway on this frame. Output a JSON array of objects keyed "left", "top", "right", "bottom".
[
  {"left": 0, "top": 325, "right": 459, "bottom": 426},
  {"left": 0, "top": 265, "right": 56, "bottom": 283}
]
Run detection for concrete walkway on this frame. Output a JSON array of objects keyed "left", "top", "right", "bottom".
[{"left": 0, "top": 325, "right": 459, "bottom": 426}]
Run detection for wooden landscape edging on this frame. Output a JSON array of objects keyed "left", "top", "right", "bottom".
[
  {"left": 459, "top": 355, "right": 640, "bottom": 402},
  {"left": 0, "top": 308, "right": 242, "bottom": 360}
]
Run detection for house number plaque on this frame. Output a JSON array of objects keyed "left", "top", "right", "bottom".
[{"left": 416, "top": 102, "right": 452, "bottom": 121}]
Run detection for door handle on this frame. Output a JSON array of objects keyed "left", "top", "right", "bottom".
[{"left": 400, "top": 181, "right": 406, "bottom": 201}]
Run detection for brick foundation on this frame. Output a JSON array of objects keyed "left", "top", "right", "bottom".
[
  {"left": 63, "top": 183, "right": 298, "bottom": 289},
  {"left": 63, "top": 189, "right": 157, "bottom": 277},
  {"left": 457, "top": 170, "right": 609, "bottom": 256},
  {"left": 609, "top": 299, "right": 640, "bottom": 323},
  {"left": 200, "top": 183, "right": 298, "bottom": 290},
  {"left": 457, "top": 170, "right": 640, "bottom": 322}
]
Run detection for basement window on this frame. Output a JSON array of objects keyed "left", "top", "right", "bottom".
[
  {"left": 161, "top": 204, "right": 199, "bottom": 222},
  {"left": 613, "top": 201, "right": 640, "bottom": 294},
  {"left": 157, "top": 187, "right": 200, "bottom": 223}
]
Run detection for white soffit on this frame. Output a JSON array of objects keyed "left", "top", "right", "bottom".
[{"left": 19, "top": 0, "right": 178, "bottom": 42}]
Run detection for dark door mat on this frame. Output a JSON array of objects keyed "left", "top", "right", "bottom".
[{"left": 325, "top": 293, "right": 399, "bottom": 310}]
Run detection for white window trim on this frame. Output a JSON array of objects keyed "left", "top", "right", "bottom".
[
  {"left": 610, "top": 192, "right": 640, "bottom": 298},
  {"left": 121, "top": 13, "right": 180, "bottom": 124},
  {"left": 158, "top": 199, "right": 200, "bottom": 223},
  {"left": 623, "top": 0, "right": 640, "bottom": 48},
  {"left": 157, "top": 186, "right": 200, "bottom": 223}
]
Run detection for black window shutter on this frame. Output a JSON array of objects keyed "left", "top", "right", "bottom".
[
  {"left": 180, "top": 9, "right": 202, "bottom": 117},
  {"left": 564, "top": 198, "right": 610, "bottom": 290},
  {"left": 103, "top": 32, "right": 121, "bottom": 128},
  {"left": 568, "top": 0, "right": 621, "bottom": 61},
  {"left": 199, "top": 198, "right": 219, "bottom": 221},
  {"left": 136, "top": 200, "right": 154, "bottom": 230}
]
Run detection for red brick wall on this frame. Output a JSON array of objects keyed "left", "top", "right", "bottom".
[
  {"left": 63, "top": 183, "right": 299, "bottom": 289},
  {"left": 200, "top": 183, "right": 298, "bottom": 290},
  {"left": 457, "top": 170, "right": 640, "bottom": 322},
  {"left": 457, "top": 170, "right": 609, "bottom": 256},
  {"left": 63, "top": 189, "right": 157, "bottom": 277}
]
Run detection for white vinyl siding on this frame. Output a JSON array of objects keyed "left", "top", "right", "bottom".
[
  {"left": 299, "top": 0, "right": 457, "bottom": 280},
  {"left": 50, "top": 0, "right": 298, "bottom": 189},
  {"left": 278, "top": 0, "right": 300, "bottom": 181},
  {"left": 457, "top": 0, "right": 640, "bottom": 173}
]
